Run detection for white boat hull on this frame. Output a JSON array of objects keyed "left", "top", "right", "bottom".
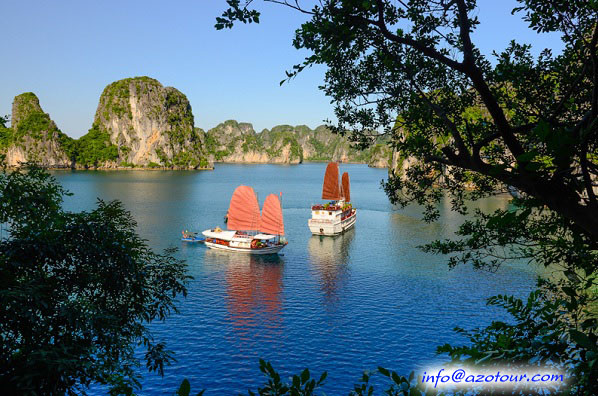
[
  {"left": 308, "top": 210, "right": 356, "bottom": 236},
  {"left": 204, "top": 241, "right": 285, "bottom": 255}
]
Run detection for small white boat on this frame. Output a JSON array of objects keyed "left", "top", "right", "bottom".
[
  {"left": 203, "top": 186, "right": 287, "bottom": 255},
  {"left": 308, "top": 163, "right": 356, "bottom": 236}
]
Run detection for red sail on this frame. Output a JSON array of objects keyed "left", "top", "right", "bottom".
[
  {"left": 227, "top": 185, "right": 260, "bottom": 231},
  {"left": 321, "top": 162, "right": 341, "bottom": 200},
  {"left": 342, "top": 172, "right": 350, "bottom": 202},
  {"left": 259, "top": 194, "right": 284, "bottom": 235}
]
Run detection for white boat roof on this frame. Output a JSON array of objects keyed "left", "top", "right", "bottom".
[
  {"left": 202, "top": 229, "right": 278, "bottom": 241},
  {"left": 202, "top": 229, "right": 237, "bottom": 241},
  {"left": 254, "top": 233, "right": 277, "bottom": 240}
]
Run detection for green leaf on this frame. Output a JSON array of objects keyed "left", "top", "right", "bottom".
[
  {"left": 488, "top": 164, "right": 507, "bottom": 176},
  {"left": 177, "top": 379, "right": 190, "bottom": 396},
  {"left": 378, "top": 366, "right": 390, "bottom": 377},
  {"left": 524, "top": 161, "right": 542, "bottom": 171},
  {"left": 516, "top": 150, "right": 538, "bottom": 162},
  {"left": 410, "top": 387, "right": 422, "bottom": 396},
  {"left": 317, "top": 371, "right": 328, "bottom": 385},
  {"left": 300, "top": 368, "right": 310, "bottom": 384},
  {"left": 570, "top": 329, "right": 593, "bottom": 349}
]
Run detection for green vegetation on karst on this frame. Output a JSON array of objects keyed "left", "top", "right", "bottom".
[
  {"left": 69, "top": 123, "right": 119, "bottom": 167},
  {"left": 2, "top": 85, "right": 389, "bottom": 169},
  {"left": 205, "top": 120, "right": 387, "bottom": 164}
]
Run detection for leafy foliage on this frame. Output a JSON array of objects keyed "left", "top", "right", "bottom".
[
  {"left": 176, "top": 378, "right": 205, "bottom": 396},
  {"left": 69, "top": 123, "right": 119, "bottom": 167},
  {"left": 0, "top": 163, "right": 190, "bottom": 394},
  {"left": 438, "top": 283, "right": 598, "bottom": 395},
  {"left": 98, "top": 79, "right": 134, "bottom": 120},
  {"left": 217, "top": 0, "right": 598, "bottom": 393},
  {"left": 217, "top": 0, "right": 598, "bottom": 233},
  {"left": 246, "top": 359, "right": 328, "bottom": 396},
  {"left": 0, "top": 116, "right": 11, "bottom": 149},
  {"left": 14, "top": 112, "right": 54, "bottom": 140},
  {"left": 179, "top": 360, "right": 435, "bottom": 395},
  {"left": 215, "top": 0, "right": 260, "bottom": 29}
]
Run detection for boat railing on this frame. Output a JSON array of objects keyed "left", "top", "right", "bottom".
[
  {"left": 311, "top": 204, "right": 343, "bottom": 211},
  {"left": 341, "top": 210, "right": 355, "bottom": 221},
  {"left": 309, "top": 218, "right": 333, "bottom": 224},
  {"left": 311, "top": 204, "right": 354, "bottom": 211}
]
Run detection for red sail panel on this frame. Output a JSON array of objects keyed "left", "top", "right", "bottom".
[
  {"left": 227, "top": 185, "right": 260, "bottom": 231},
  {"left": 259, "top": 194, "right": 284, "bottom": 235},
  {"left": 321, "top": 162, "right": 341, "bottom": 200},
  {"left": 342, "top": 172, "right": 350, "bottom": 202}
]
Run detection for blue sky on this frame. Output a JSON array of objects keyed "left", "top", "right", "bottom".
[{"left": 1, "top": 0, "right": 562, "bottom": 138}]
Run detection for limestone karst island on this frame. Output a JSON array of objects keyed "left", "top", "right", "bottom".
[{"left": 0, "top": 76, "right": 394, "bottom": 170}]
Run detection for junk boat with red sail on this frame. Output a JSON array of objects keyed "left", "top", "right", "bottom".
[
  {"left": 308, "top": 162, "right": 356, "bottom": 236},
  {"left": 202, "top": 186, "right": 287, "bottom": 255}
]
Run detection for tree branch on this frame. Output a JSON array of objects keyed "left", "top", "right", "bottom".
[
  {"left": 589, "top": 22, "right": 598, "bottom": 119},
  {"left": 454, "top": 0, "right": 524, "bottom": 159},
  {"left": 455, "top": 0, "right": 474, "bottom": 65},
  {"left": 413, "top": 84, "right": 471, "bottom": 161},
  {"left": 344, "top": 0, "right": 468, "bottom": 73},
  {"left": 263, "top": 0, "right": 315, "bottom": 15},
  {"left": 472, "top": 132, "right": 500, "bottom": 165},
  {"left": 424, "top": 153, "right": 454, "bottom": 166}
]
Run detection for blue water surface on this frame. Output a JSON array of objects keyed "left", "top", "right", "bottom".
[{"left": 52, "top": 163, "right": 540, "bottom": 395}]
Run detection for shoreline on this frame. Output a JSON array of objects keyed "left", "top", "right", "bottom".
[{"left": 33, "top": 160, "right": 389, "bottom": 171}]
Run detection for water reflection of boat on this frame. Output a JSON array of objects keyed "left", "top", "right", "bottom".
[
  {"left": 308, "top": 230, "right": 355, "bottom": 302},
  {"left": 205, "top": 250, "right": 284, "bottom": 336}
]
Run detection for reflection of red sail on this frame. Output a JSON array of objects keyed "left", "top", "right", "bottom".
[
  {"left": 227, "top": 186, "right": 260, "bottom": 231},
  {"left": 322, "top": 162, "right": 341, "bottom": 200},
  {"left": 259, "top": 194, "right": 284, "bottom": 235},
  {"left": 224, "top": 255, "right": 284, "bottom": 341},
  {"left": 341, "top": 172, "right": 350, "bottom": 202}
]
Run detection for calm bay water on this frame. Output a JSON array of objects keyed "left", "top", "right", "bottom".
[{"left": 52, "top": 163, "right": 539, "bottom": 395}]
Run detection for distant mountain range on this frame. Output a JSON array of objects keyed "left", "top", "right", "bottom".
[{"left": 0, "top": 76, "right": 394, "bottom": 170}]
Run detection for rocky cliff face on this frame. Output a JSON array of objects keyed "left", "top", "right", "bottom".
[
  {"left": 203, "top": 120, "right": 275, "bottom": 163},
  {"left": 0, "top": 93, "right": 71, "bottom": 167},
  {"left": 205, "top": 121, "right": 393, "bottom": 167},
  {"left": 79, "top": 77, "right": 210, "bottom": 169},
  {"left": 204, "top": 121, "right": 307, "bottom": 164}
]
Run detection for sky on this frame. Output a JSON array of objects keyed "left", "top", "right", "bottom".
[{"left": 1, "top": 0, "right": 563, "bottom": 138}]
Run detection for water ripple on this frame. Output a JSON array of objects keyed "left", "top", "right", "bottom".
[{"left": 52, "top": 164, "right": 538, "bottom": 395}]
